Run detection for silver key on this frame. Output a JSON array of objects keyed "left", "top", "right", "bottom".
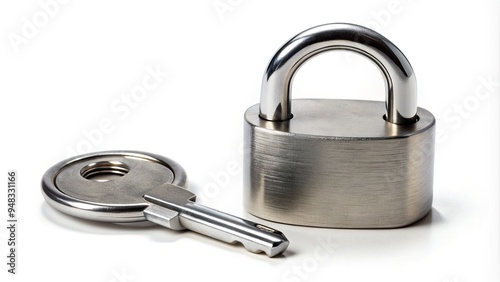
[{"left": 41, "top": 150, "right": 288, "bottom": 257}]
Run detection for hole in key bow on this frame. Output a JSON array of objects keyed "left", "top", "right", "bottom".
[{"left": 80, "top": 161, "right": 129, "bottom": 182}]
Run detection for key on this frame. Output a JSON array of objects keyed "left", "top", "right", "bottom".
[
  {"left": 41, "top": 150, "right": 289, "bottom": 257},
  {"left": 143, "top": 183, "right": 288, "bottom": 257}
]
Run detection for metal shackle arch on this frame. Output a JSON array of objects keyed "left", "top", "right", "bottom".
[{"left": 259, "top": 23, "right": 418, "bottom": 125}]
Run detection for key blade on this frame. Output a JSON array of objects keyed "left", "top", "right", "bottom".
[
  {"left": 144, "top": 184, "right": 289, "bottom": 257},
  {"left": 179, "top": 202, "right": 289, "bottom": 257}
]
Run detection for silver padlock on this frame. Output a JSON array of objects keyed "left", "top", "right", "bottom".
[{"left": 243, "top": 23, "right": 435, "bottom": 228}]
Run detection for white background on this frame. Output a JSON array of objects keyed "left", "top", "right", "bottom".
[{"left": 1, "top": 1, "right": 499, "bottom": 281}]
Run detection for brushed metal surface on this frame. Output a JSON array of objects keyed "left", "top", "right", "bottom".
[
  {"left": 259, "top": 23, "right": 417, "bottom": 125},
  {"left": 244, "top": 99, "right": 435, "bottom": 228}
]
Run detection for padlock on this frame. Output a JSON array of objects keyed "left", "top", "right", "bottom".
[{"left": 243, "top": 23, "right": 435, "bottom": 228}]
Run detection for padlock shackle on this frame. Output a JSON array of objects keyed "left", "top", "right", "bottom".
[{"left": 259, "top": 23, "right": 418, "bottom": 125}]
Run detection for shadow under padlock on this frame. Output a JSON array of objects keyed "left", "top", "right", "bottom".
[{"left": 243, "top": 23, "right": 436, "bottom": 228}]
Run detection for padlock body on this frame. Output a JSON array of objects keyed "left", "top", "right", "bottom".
[{"left": 244, "top": 99, "right": 435, "bottom": 228}]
